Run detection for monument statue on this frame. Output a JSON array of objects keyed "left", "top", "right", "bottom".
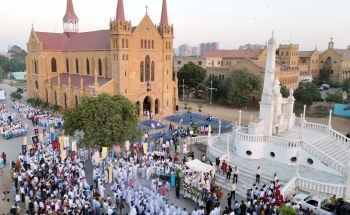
[
  {"left": 274, "top": 78, "right": 281, "bottom": 94},
  {"left": 289, "top": 88, "right": 294, "bottom": 97}
]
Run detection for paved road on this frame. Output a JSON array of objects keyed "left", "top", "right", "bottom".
[
  {"left": 0, "top": 84, "right": 243, "bottom": 214},
  {"left": 319, "top": 87, "right": 342, "bottom": 99}
]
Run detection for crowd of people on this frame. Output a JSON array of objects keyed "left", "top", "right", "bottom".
[{"left": 0, "top": 103, "right": 27, "bottom": 139}]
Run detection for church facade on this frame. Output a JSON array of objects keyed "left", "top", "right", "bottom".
[{"left": 25, "top": 0, "right": 178, "bottom": 116}]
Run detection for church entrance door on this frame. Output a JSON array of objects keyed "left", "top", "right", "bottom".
[{"left": 143, "top": 96, "right": 151, "bottom": 116}]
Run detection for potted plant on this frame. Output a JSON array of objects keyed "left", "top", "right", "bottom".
[
  {"left": 187, "top": 106, "right": 192, "bottom": 113},
  {"left": 192, "top": 126, "right": 198, "bottom": 137},
  {"left": 197, "top": 102, "right": 204, "bottom": 112},
  {"left": 183, "top": 102, "right": 188, "bottom": 109}
]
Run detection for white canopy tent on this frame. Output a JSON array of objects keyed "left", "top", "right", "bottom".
[
  {"left": 0, "top": 90, "right": 5, "bottom": 101},
  {"left": 185, "top": 159, "right": 215, "bottom": 181}
]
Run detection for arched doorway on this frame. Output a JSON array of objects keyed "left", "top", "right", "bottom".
[
  {"left": 143, "top": 96, "right": 151, "bottom": 116},
  {"left": 64, "top": 93, "right": 67, "bottom": 108},
  {"left": 136, "top": 101, "right": 140, "bottom": 115},
  {"left": 155, "top": 99, "right": 159, "bottom": 114}
]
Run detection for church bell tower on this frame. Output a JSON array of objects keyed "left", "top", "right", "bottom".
[{"left": 62, "top": 0, "right": 79, "bottom": 38}]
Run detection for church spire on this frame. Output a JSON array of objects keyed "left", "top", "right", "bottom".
[
  {"left": 116, "top": 0, "right": 125, "bottom": 21},
  {"left": 63, "top": 0, "right": 79, "bottom": 36},
  {"left": 160, "top": 0, "right": 169, "bottom": 25}
]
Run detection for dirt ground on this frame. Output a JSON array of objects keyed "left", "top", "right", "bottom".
[{"left": 179, "top": 101, "right": 350, "bottom": 134}]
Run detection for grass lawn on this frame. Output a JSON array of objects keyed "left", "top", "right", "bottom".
[{"left": 9, "top": 82, "right": 27, "bottom": 87}]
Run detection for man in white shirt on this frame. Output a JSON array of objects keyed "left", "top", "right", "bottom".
[{"left": 230, "top": 182, "right": 235, "bottom": 200}]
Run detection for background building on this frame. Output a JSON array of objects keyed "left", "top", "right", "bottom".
[
  {"left": 239, "top": 44, "right": 265, "bottom": 50},
  {"left": 26, "top": 0, "right": 178, "bottom": 116},
  {"left": 191, "top": 46, "right": 199, "bottom": 56},
  {"left": 11, "top": 71, "right": 27, "bottom": 80},
  {"left": 199, "top": 42, "right": 219, "bottom": 56},
  {"left": 178, "top": 44, "right": 192, "bottom": 56}
]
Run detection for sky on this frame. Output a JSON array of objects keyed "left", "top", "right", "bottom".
[{"left": 0, "top": 0, "right": 350, "bottom": 52}]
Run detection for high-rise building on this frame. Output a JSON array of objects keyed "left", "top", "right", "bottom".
[
  {"left": 26, "top": 0, "right": 178, "bottom": 116},
  {"left": 191, "top": 47, "right": 199, "bottom": 56},
  {"left": 178, "top": 44, "right": 192, "bottom": 56},
  {"left": 199, "top": 42, "right": 219, "bottom": 56}
]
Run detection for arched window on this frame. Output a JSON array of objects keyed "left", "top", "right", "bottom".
[
  {"left": 126, "top": 54, "right": 128, "bottom": 61},
  {"left": 152, "top": 40, "right": 154, "bottom": 49},
  {"left": 116, "top": 38, "right": 118, "bottom": 48},
  {"left": 113, "top": 39, "right": 115, "bottom": 48},
  {"left": 148, "top": 40, "right": 150, "bottom": 49},
  {"left": 98, "top": 59, "right": 102, "bottom": 76},
  {"left": 122, "top": 39, "right": 125, "bottom": 48},
  {"left": 116, "top": 54, "right": 118, "bottom": 61},
  {"left": 140, "top": 61, "right": 144, "bottom": 82},
  {"left": 126, "top": 39, "right": 128, "bottom": 48},
  {"left": 145, "top": 39, "right": 147, "bottom": 49},
  {"left": 86, "top": 58, "right": 90, "bottom": 75},
  {"left": 151, "top": 61, "right": 155, "bottom": 81},
  {"left": 145, "top": 55, "right": 150, "bottom": 82},
  {"left": 76, "top": 58, "right": 79, "bottom": 74},
  {"left": 281, "top": 52, "right": 284, "bottom": 56},
  {"left": 66, "top": 58, "right": 69, "bottom": 73},
  {"left": 34, "top": 60, "right": 38, "bottom": 74},
  {"left": 51, "top": 58, "right": 57, "bottom": 72},
  {"left": 141, "top": 40, "right": 143, "bottom": 49},
  {"left": 123, "top": 55, "right": 125, "bottom": 61},
  {"left": 286, "top": 51, "right": 289, "bottom": 56}
]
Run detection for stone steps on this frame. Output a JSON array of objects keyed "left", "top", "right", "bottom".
[{"left": 213, "top": 166, "right": 285, "bottom": 198}]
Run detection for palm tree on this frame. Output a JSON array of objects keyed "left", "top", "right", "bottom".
[
  {"left": 26, "top": 98, "right": 36, "bottom": 106},
  {"left": 51, "top": 104, "right": 62, "bottom": 115},
  {"left": 41, "top": 102, "right": 50, "bottom": 111}
]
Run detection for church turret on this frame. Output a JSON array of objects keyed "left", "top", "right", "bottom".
[
  {"left": 63, "top": 0, "right": 79, "bottom": 37},
  {"left": 110, "top": 0, "right": 132, "bottom": 49},
  {"left": 157, "top": 0, "right": 174, "bottom": 38}
]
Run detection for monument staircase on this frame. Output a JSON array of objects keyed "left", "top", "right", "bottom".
[{"left": 213, "top": 166, "right": 286, "bottom": 198}]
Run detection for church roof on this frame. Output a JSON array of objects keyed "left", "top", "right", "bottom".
[
  {"left": 36, "top": 30, "right": 111, "bottom": 51},
  {"left": 251, "top": 60, "right": 285, "bottom": 69},
  {"left": 334, "top": 49, "right": 350, "bottom": 60},
  {"left": 298, "top": 51, "right": 314, "bottom": 58},
  {"left": 62, "top": 0, "right": 79, "bottom": 22},
  {"left": 202, "top": 49, "right": 263, "bottom": 59},
  {"left": 47, "top": 73, "right": 112, "bottom": 89}
]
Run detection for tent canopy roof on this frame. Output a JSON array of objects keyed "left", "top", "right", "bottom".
[{"left": 185, "top": 159, "right": 214, "bottom": 173}]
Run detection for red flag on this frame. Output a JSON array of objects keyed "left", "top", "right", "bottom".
[
  {"left": 71, "top": 151, "right": 76, "bottom": 161},
  {"left": 34, "top": 128, "right": 39, "bottom": 135},
  {"left": 33, "top": 142, "right": 38, "bottom": 151}
]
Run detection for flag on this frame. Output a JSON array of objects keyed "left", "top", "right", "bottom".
[
  {"left": 39, "top": 134, "right": 44, "bottom": 142},
  {"left": 63, "top": 136, "right": 69, "bottom": 148},
  {"left": 61, "top": 150, "right": 66, "bottom": 159},
  {"left": 99, "top": 161, "right": 103, "bottom": 176},
  {"left": 58, "top": 136, "right": 64, "bottom": 145},
  {"left": 149, "top": 142, "right": 153, "bottom": 153},
  {"left": 29, "top": 147, "right": 35, "bottom": 157},
  {"left": 50, "top": 126, "right": 55, "bottom": 133},
  {"left": 101, "top": 147, "right": 107, "bottom": 159},
  {"left": 47, "top": 123, "right": 50, "bottom": 132},
  {"left": 71, "top": 151, "right": 76, "bottom": 161},
  {"left": 31, "top": 135, "right": 39, "bottom": 144},
  {"left": 109, "top": 166, "right": 112, "bottom": 183},
  {"left": 72, "top": 141, "right": 77, "bottom": 151},
  {"left": 37, "top": 149, "right": 40, "bottom": 162},
  {"left": 143, "top": 142, "right": 148, "bottom": 154},
  {"left": 111, "top": 147, "right": 114, "bottom": 160},
  {"left": 125, "top": 141, "right": 130, "bottom": 151},
  {"left": 21, "top": 145, "right": 27, "bottom": 155},
  {"left": 50, "top": 133, "right": 55, "bottom": 142},
  {"left": 34, "top": 128, "right": 39, "bottom": 135}
]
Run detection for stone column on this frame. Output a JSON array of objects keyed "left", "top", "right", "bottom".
[
  {"left": 344, "top": 161, "right": 350, "bottom": 202},
  {"left": 218, "top": 121, "right": 222, "bottom": 135},
  {"left": 327, "top": 109, "right": 333, "bottom": 134}
]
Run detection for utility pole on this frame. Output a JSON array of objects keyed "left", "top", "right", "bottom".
[{"left": 207, "top": 80, "right": 217, "bottom": 105}]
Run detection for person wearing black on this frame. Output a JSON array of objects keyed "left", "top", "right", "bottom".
[
  {"left": 223, "top": 206, "right": 229, "bottom": 215},
  {"left": 227, "top": 193, "right": 232, "bottom": 209},
  {"left": 215, "top": 157, "right": 220, "bottom": 173},
  {"left": 240, "top": 200, "right": 247, "bottom": 215},
  {"left": 226, "top": 165, "right": 232, "bottom": 180},
  {"left": 175, "top": 183, "right": 180, "bottom": 199}
]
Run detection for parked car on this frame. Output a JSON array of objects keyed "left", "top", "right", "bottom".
[
  {"left": 295, "top": 194, "right": 333, "bottom": 215},
  {"left": 318, "top": 86, "right": 324, "bottom": 91},
  {"left": 322, "top": 84, "right": 330, "bottom": 90}
]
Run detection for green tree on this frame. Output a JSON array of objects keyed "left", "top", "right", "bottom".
[
  {"left": 62, "top": 93, "right": 142, "bottom": 148},
  {"left": 224, "top": 69, "right": 262, "bottom": 108},
  {"left": 0, "top": 55, "right": 9, "bottom": 73},
  {"left": 177, "top": 62, "right": 206, "bottom": 88},
  {"left": 205, "top": 76, "right": 226, "bottom": 101},
  {"left": 0, "top": 67, "right": 4, "bottom": 83},
  {"left": 278, "top": 205, "right": 297, "bottom": 215},
  {"left": 319, "top": 56, "right": 332, "bottom": 84},
  {"left": 7, "top": 45, "right": 27, "bottom": 64},
  {"left": 280, "top": 85, "right": 289, "bottom": 98},
  {"left": 325, "top": 91, "right": 343, "bottom": 103},
  {"left": 294, "top": 82, "right": 322, "bottom": 106},
  {"left": 50, "top": 104, "right": 62, "bottom": 115},
  {"left": 9, "top": 91, "right": 23, "bottom": 101},
  {"left": 41, "top": 102, "right": 50, "bottom": 111}
]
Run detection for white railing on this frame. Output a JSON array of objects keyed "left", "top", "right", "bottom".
[
  {"left": 303, "top": 122, "right": 328, "bottom": 132},
  {"left": 192, "top": 136, "right": 208, "bottom": 144},
  {"left": 297, "top": 177, "right": 346, "bottom": 196},
  {"left": 329, "top": 129, "right": 350, "bottom": 147},
  {"left": 207, "top": 136, "right": 225, "bottom": 160},
  {"left": 266, "top": 136, "right": 303, "bottom": 148},
  {"left": 236, "top": 129, "right": 266, "bottom": 142},
  {"left": 281, "top": 177, "right": 298, "bottom": 199},
  {"left": 295, "top": 117, "right": 303, "bottom": 125},
  {"left": 302, "top": 141, "right": 346, "bottom": 175}
]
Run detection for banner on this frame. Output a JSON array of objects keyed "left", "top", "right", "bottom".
[
  {"left": 39, "top": 133, "right": 44, "bottom": 143},
  {"left": 37, "top": 149, "right": 41, "bottom": 162},
  {"left": 101, "top": 147, "right": 107, "bottom": 159},
  {"left": 109, "top": 166, "right": 112, "bottom": 183},
  {"left": 111, "top": 147, "right": 114, "bottom": 160},
  {"left": 31, "top": 135, "right": 39, "bottom": 144},
  {"left": 94, "top": 152, "right": 100, "bottom": 164},
  {"left": 61, "top": 150, "right": 66, "bottom": 159},
  {"left": 34, "top": 128, "right": 39, "bottom": 135},
  {"left": 43, "top": 129, "right": 46, "bottom": 136},
  {"left": 58, "top": 136, "right": 64, "bottom": 145},
  {"left": 50, "top": 126, "right": 55, "bottom": 133},
  {"left": 143, "top": 142, "right": 148, "bottom": 154},
  {"left": 23, "top": 136, "right": 27, "bottom": 145},
  {"left": 71, "top": 141, "right": 77, "bottom": 152},
  {"left": 202, "top": 188, "right": 208, "bottom": 201},
  {"left": 63, "top": 136, "right": 69, "bottom": 148},
  {"left": 33, "top": 142, "right": 38, "bottom": 151},
  {"left": 21, "top": 145, "right": 27, "bottom": 155},
  {"left": 47, "top": 123, "right": 50, "bottom": 132},
  {"left": 125, "top": 141, "right": 130, "bottom": 151},
  {"left": 71, "top": 151, "right": 76, "bottom": 161},
  {"left": 170, "top": 173, "right": 175, "bottom": 187},
  {"left": 29, "top": 147, "right": 35, "bottom": 157},
  {"left": 50, "top": 133, "right": 55, "bottom": 142}
]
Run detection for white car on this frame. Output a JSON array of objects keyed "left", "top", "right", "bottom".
[{"left": 295, "top": 194, "right": 333, "bottom": 215}]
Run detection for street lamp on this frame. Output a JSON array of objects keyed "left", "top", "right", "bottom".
[
  {"left": 206, "top": 80, "right": 217, "bottom": 105},
  {"left": 179, "top": 79, "right": 187, "bottom": 101}
]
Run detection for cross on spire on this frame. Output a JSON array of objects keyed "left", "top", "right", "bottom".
[
  {"left": 330, "top": 37, "right": 333, "bottom": 42},
  {"left": 145, "top": 5, "right": 148, "bottom": 14}
]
